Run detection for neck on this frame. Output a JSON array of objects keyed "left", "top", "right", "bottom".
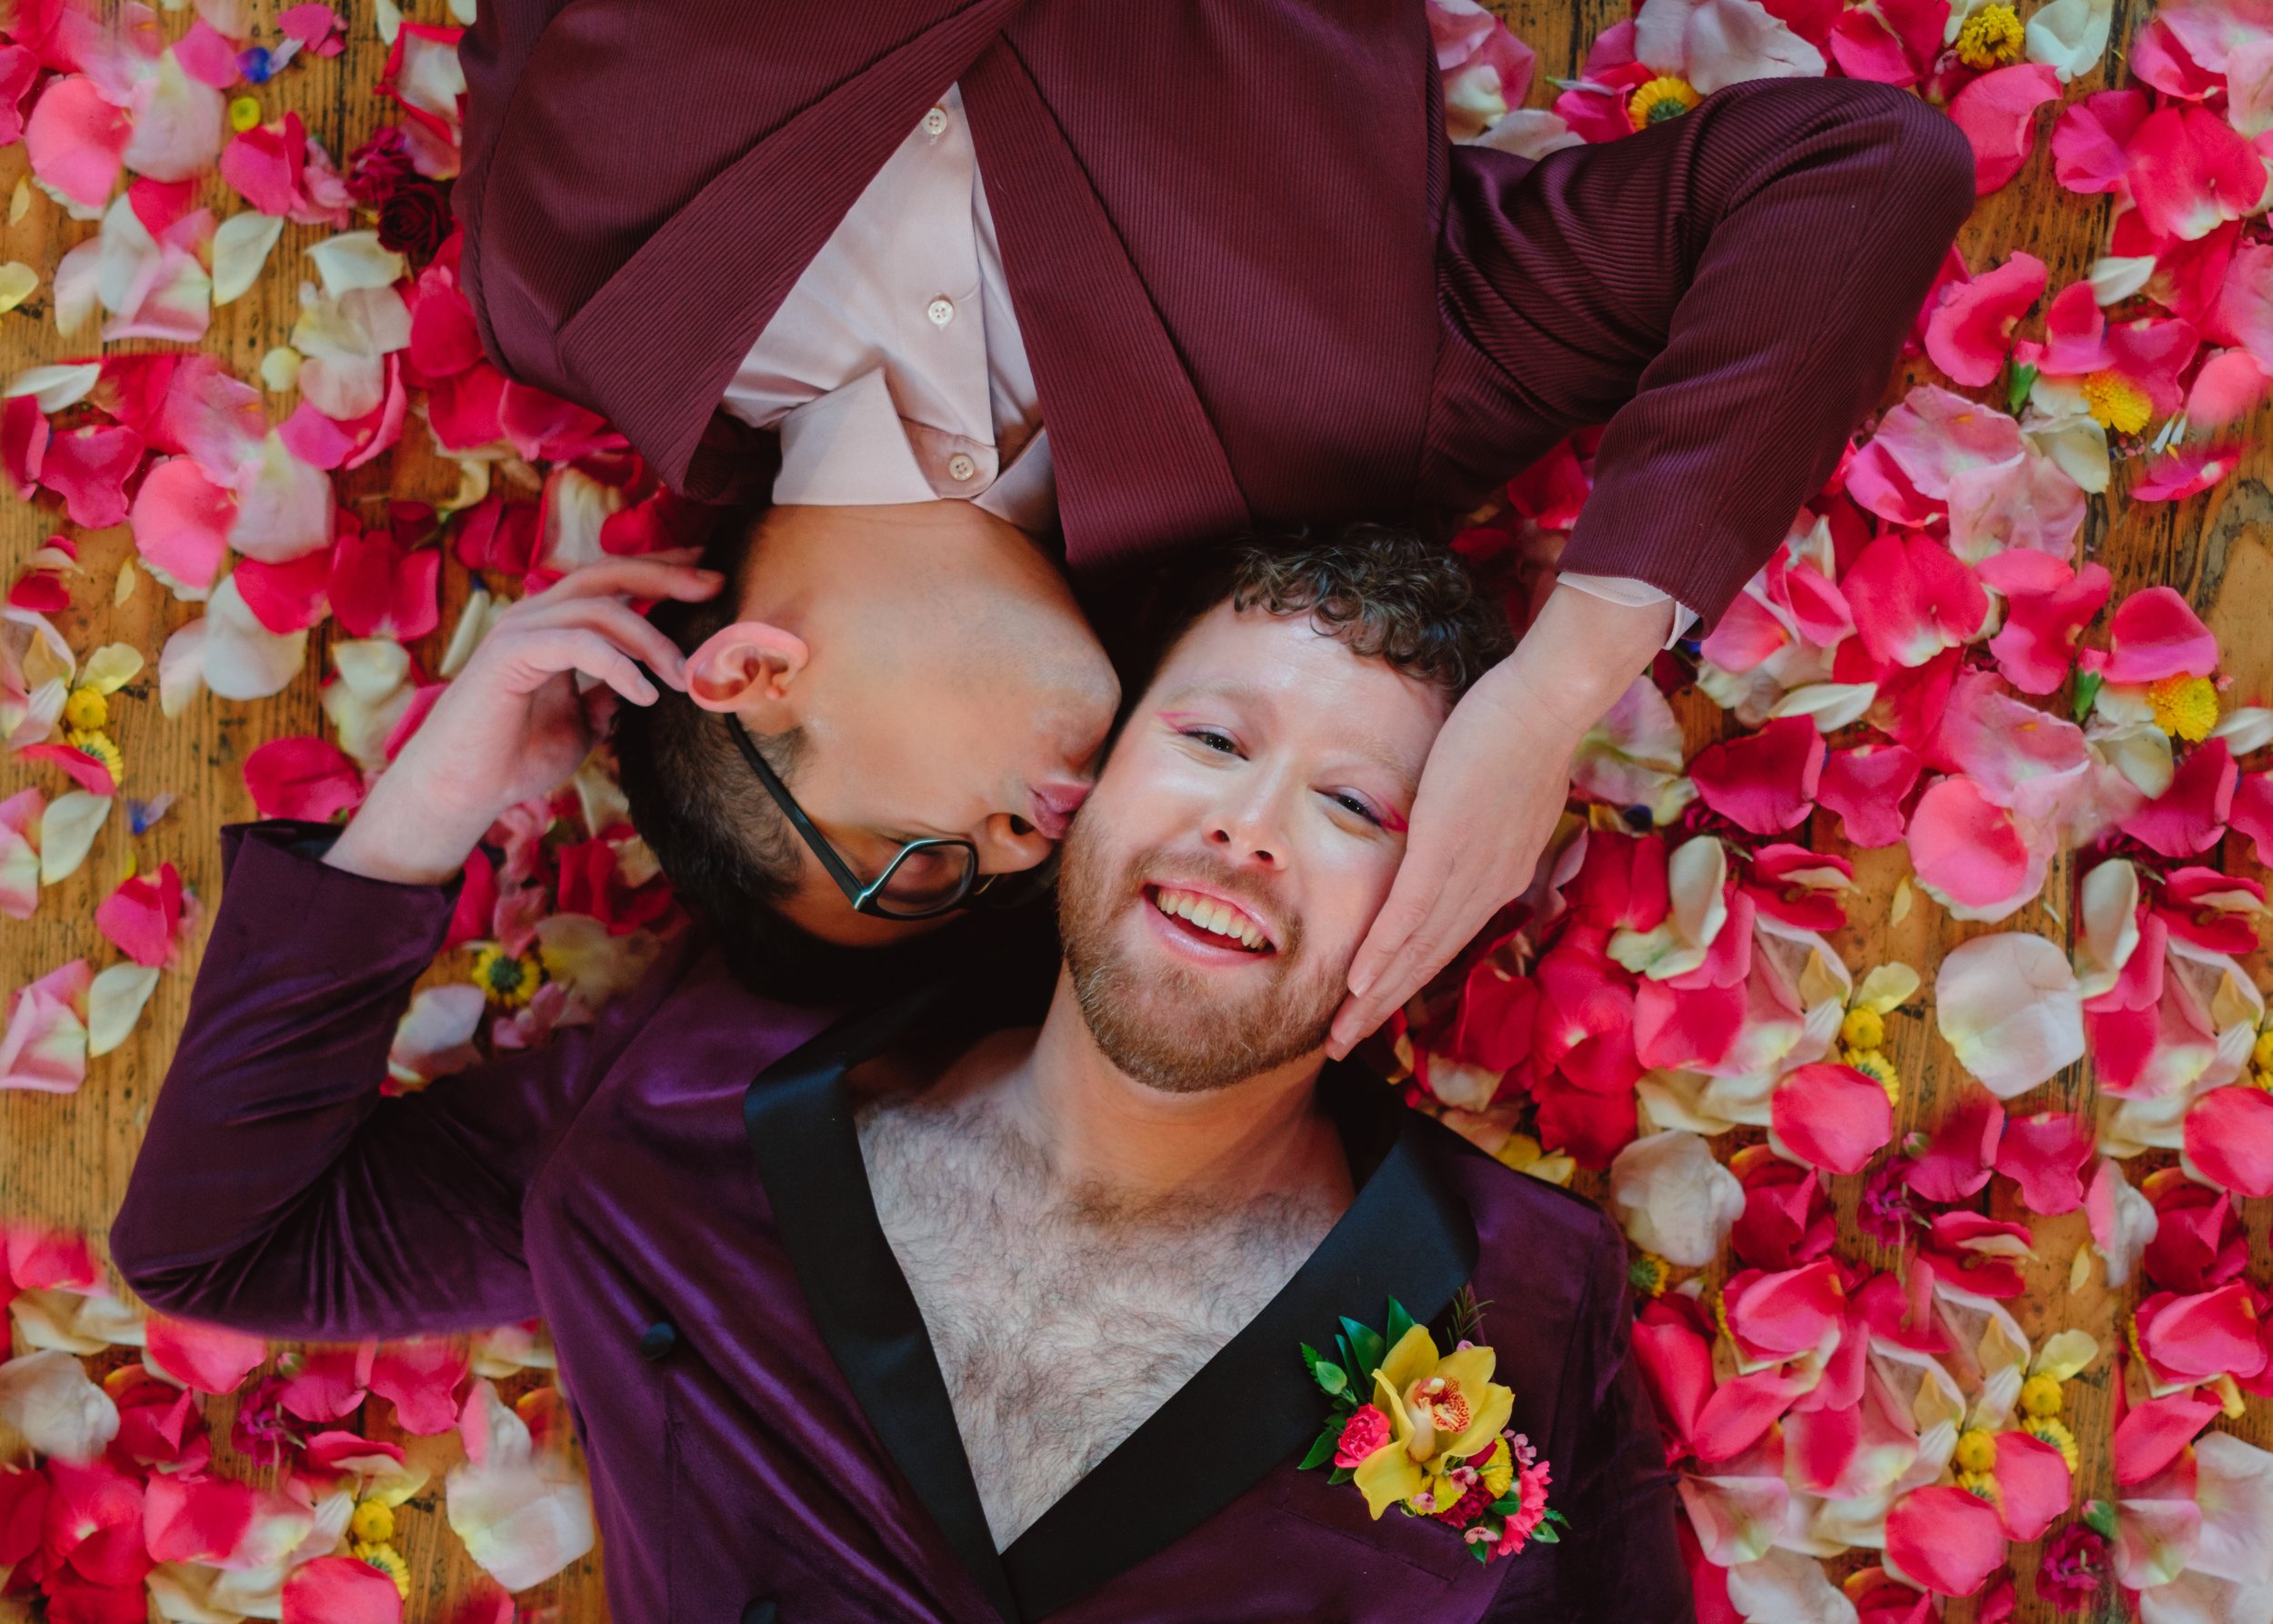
[{"left": 993, "top": 967, "right": 1350, "bottom": 1209}]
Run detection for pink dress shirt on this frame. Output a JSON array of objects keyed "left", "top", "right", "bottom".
[{"left": 716, "top": 84, "right": 1693, "bottom": 641}]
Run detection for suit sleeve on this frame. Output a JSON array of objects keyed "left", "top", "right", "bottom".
[
  {"left": 1489, "top": 1213, "right": 1693, "bottom": 1623},
  {"left": 1429, "top": 75, "right": 1974, "bottom": 630},
  {"left": 109, "top": 821, "right": 664, "bottom": 1341}
]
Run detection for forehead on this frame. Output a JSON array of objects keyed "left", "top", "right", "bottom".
[{"left": 1137, "top": 603, "right": 1448, "bottom": 776}]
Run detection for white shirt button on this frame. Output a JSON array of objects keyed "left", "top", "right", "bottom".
[
  {"left": 926, "top": 296, "right": 955, "bottom": 327},
  {"left": 922, "top": 105, "right": 949, "bottom": 136},
  {"left": 946, "top": 453, "right": 977, "bottom": 482}
]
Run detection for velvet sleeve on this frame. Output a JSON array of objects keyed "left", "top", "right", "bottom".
[
  {"left": 109, "top": 821, "right": 673, "bottom": 1340},
  {"left": 1427, "top": 76, "right": 1973, "bottom": 630}
]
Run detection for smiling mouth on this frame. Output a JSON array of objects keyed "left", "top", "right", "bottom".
[{"left": 1147, "top": 885, "right": 1274, "bottom": 953}]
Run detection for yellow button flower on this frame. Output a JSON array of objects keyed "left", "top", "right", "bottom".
[
  {"left": 2255, "top": 1028, "right": 2273, "bottom": 1072},
  {"left": 229, "top": 96, "right": 263, "bottom": 132},
  {"left": 1351, "top": 1324, "right": 1517, "bottom": 1519},
  {"left": 1954, "top": 1427, "right": 1998, "bottom": 1473},
  {"left": 62, "top": 687, "right": 107, "bottom": 732},
  {"left": 2083, "top": 369, "right": 2152, "bottom": 434},
  {"left": 1839, "top": 1007, "right": 1886, "bottom": 1051},
  {"left": 2020, "top": 1372, "right": 2064, "bottom": 1418},
  {"left": 352, "top": 1542, "right": 411, "bottom": 1600},
  {"left": 1955, "top": 3, "right": 2025, "bottom": 67},
  {"left": 2023, "top": 1415, "right": 2079, "bottom": 1472},
  {"left": 67, "top": 729, "right": 123, "bottom": 787},
  {"left": 1627, "top": 75, "right": 1701, "bottom": 131},
  {"left": 2148, "top": 673, "right": 2219, "bottom": 741},
  {"left": 349, "top": 1499, "right": 396, "bottom": 1544}
]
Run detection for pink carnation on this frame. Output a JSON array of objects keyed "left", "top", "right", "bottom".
[
  {"left": 1490, "top": 1459, "right": 1554, "bottom": 1557},
  {"left": 1333, "top": 1406, "right": 1391, "bottom": 1468}
]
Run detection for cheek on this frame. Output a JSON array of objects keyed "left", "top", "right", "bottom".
[{"left": 1297, "top": 842, "right": 1405, "bottom": 962}]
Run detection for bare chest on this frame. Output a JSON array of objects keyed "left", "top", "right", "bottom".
[{"left": 855, "top": 1099, "right": 1336, "bottom": 1550}]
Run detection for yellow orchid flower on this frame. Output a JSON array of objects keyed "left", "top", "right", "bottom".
[{"left": 1351, "top": 1324, "right": 1515, "bottom": 1518}]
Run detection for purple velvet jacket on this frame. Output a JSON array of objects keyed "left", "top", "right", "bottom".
[
  {"left": 111, "top": 824, "right": 1694, "bottom": 1623},
  {"left": 453, "top": 0, "right": 1974, "bottom": 625}
]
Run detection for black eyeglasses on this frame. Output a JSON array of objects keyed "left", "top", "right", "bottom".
[{"left": 723, "top": 711, "right": 1023, "bottom": 919}]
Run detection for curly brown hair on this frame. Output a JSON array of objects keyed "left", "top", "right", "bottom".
[{"left": 1149, "top": 522, "right": 1515, "bottom": 704}]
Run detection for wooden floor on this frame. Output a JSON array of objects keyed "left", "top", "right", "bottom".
[{"left": 0, "top": 0, "right": 2265, "bottom": 1619}]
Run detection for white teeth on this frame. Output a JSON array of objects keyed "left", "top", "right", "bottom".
[{"left": 1151, "top": 887, "right": 1267, "bottom": 950}]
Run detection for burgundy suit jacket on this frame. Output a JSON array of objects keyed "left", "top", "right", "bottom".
[
  {"left": 452, "top": 1, "right": 1972, "bottom": 625},
  {"left": 111, "top": 824, "right": 1694, "bottom": 1622}
]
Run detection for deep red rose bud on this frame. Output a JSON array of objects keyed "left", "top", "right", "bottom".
[
  {"left": 377, "top": 182, "right": 452, "bottom": 264},
  {"left": 345, "top": 125, "right": 416, "bottom": 205}
]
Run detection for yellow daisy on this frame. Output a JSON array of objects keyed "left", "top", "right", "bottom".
[
  {"left": 1627, "top": 75, "right": 1701, "bottom": 131},
  {"left": 2083, "top": 369, "right": 2152, "bottom": 435},
  {"left": 1955, "top": 3, "right": 2025, "bottom": 68},
  {"left": 471, "top": 945, "right": 544, "bottom": 1008},
  {"left": 1839, "top": 1007, "right": 1886, "bottom": 1051},
  {"left": 2148, "top": 673, "right": 2219, "bottom": 741}
]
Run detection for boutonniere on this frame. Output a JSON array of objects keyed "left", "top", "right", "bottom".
[{"left": 1298, "top": 1289, "right": 1565, "bottom": 1563}]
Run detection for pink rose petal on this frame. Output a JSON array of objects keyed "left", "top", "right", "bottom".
[
  {"left": 1981, "top": 554, "right": 2111, "bottom": 695},
  {"left": 2051, "top": 88, "right": 2148, "bottom": 193},
  {"left": 2118, "top": 737, "right": 2235, "bottom": 859},
  {"left": 243, "top": 735, "right": 366, "bottom": 822},
  {"left": 1772, "top": 1062, "right": 1895, "bottom": 1175},
  {"left": 1908, "top": 776, "right": 2034, "bottom": 911},
  {"left": 40, "top": 423, "right": 145, "bottom": 529},
  {"left": 2184, "top": 1085, "right": 2273, "bottom": 1198},
  {"left": 1993, "top": 1110, "right": 2095, "bottom": 1213},
  {"left": 1843, "top": 533, "right": 1988, "bottom": 667},
  {"left": 23, "top": 75, "right": 130, "bottom": 214},
  {"left": 1948, "top": 63, "right": 2062, "bottom": 195},
  {"left": 1926, "top": 251, "right": 2046, "bottom": 386},
  {"left": 1989, "top": 1429, "right": 2071, "bottom": 1540},
  {"left": 2115, "top": 1390, "right": 2222, "bottom": 1484},
  {"left": 2102, "top": 586, "right": 2219, "bottom": 682},
  {"left": 94, "top": 862, "right": 184, "bottom": 968},
  {"left": 144, "top": 1313, "right": 267, "bottom": 1394},
  {"left": 1817, "top": 743, "right": 1921, "bottom": 847},
  {"left": 282, "top": 1555, "right": 403, "bottom": 1624},
  {"left": 127, "top": 455, "right": 233, "bottom": 595},
  {"left": 1687, "top": 715, "right": 1825, "bottom": 836},
  {"left": 1886, "top": 1484, "right": 2009, "bottom": 1595},
  {"left": 2130, "top": 104, "right": 2266, "bottom": 242}
]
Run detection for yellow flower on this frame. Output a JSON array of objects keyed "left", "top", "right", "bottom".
[
  {"left": 2020, "top": 1373, "right": 2064, "bottom": 1418},
  {"left": 1845, "top": 1048, "right": 1901, "bottom": 1105},
  {"left": 1627, "top": 75, "right": 1701, "bottom": 131},
  {"left": 1839, "top": 1007, "right": 1886, "bottom": 1051},
  {"left": 1629, "top": 1253, "right": 1671, "bottom": 1298},
  {"left": 2255, "top": 1028, "right": 2273, "bottom": 1072},
  {"left": 2148, "top": 673, "right": 2219, "bottom": 742},
  {"left": 1954, "top": 1428, "right": 1998, "bottom": 1473},
  {"left": 1351, "top": 1324, "right": 1517, "bottom": 1519},
  {"left": 62, "top": 687, "right": 107, "bottom": 731},
  {"left": 2083, "top": 369, "right": 2152, "bottom": 435},
  {"left": 1955, "top": 3, "right": 2025, "bottom": 67},
  {"left": 353, "top": 1542, "right": 411, "bottom": 1600},
  {"left": 229, "top": 96, "right": 262, "bottom": 132},
  {"left": 349, "top": 1499, "right": 396, "bottom": 1544},
  {"left": 2253, "top": 1068, "right": 2273, "bottom": 1094},
  {"left": 1495, "top": 1132, "right": 1577, "bottom": 1187},
  {"left": 1956, "top": 1468, "right": 2001, "bottom": 1505},
  {"left": 471, "top": 945, "right": 543, "bottom": 1008},
  {"left": 1477, "top": 1435, "right": 1514, "bottom": 1502},
  {"left": 2023, "top": 1415, "right": 2080, "bottom": 1472},
  {"left": 68, "top": 729, "right": 123, "bottom": 787}
]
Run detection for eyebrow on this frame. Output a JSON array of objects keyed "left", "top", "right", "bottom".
[{"left": 1156, "top": 680, "right": 1423, "bottom": 797}]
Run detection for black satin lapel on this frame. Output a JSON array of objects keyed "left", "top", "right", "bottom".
[
  {"left": 744, "top": 984, "right": 1022, "bottom": 1624},
  {"left": 1000, "top": 1067, "right": 1479, "bottom": 1619}
]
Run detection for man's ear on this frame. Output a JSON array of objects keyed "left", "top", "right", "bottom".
[{"left": 685, "top": 620, "right": 810, "bottom": 714}]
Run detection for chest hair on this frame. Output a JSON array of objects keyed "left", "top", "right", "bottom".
[{"left": 855, "top": 1088, "right": 1340, "bottom": 1551}]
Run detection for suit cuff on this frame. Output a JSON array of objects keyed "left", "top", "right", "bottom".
[{"left": 1555, "top": 573, "right": 1698, "bottom": 650}]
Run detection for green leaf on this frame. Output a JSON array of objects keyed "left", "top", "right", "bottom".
[
  {"left": 1471, "top": 1540, "right": 1492, "bottom": 1564},
  {"left": 1542, "top": 1508, "right": 1569, "bottom": 1527},
  {"left": 1487, "top": 1495, "right": 1521, "bottom": 1516},
  {"left": 1299, "top": 1430, "right": 1338, "bottom": 1471},
  {"left": 2084, "top": 1499, "right": 2118, "bottom": 1540},
  {"left": 1300, "top": 1343, "right": 1350, "bottom": 1398},
  {"left": 1340, "top": 1316, "right": 1387, "bottom": 1378},
  {"left": 2071, "top": 669, "right": 2103, "bottom": 724},
  {"left": 2007, "top": 361, "right": 2038, "bottom": 416},
  {"left": 1327, "top": 1465, "right": 1355, "bottom": 1486},
  {"left": 1530, "top": 1523, "right": 1561, "bottom": 1544},
  {"left": 1336, "top": 1333, "right": 1357, "bottom": 1379},
  {"left": 1384, "top": 1297, "right": 1417, "bottom": 1348}
]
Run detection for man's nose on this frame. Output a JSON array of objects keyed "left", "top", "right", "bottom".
[
  {"left": 1206, "top": 796, "right": 1287, "bottom": 869},
  {"left": 971, "top": 810, "right": 1058, "bottom": 876}
]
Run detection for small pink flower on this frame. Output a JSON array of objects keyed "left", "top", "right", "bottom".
[
  {"left": 1491, "top": 1459, "right": 1554, "bottom": 1557},
  {"left": 1333, "top": 1406, "right": 1391, "bottom": 1469},
  {"left": 2038, "top": 1521, "right": 2108, "bottom": 1612}
]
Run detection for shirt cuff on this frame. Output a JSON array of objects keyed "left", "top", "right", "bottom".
[{"left": 1556, "top": 573, "right": 1699, "bottom": 651}]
